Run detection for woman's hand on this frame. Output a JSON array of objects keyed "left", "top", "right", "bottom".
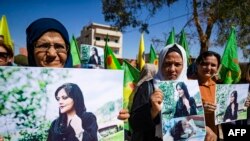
[
  {"left": 0, "top": 135, "right": 4, "bottom": 141},
  {"left": 117, "top": 109, "right": 130, "bottom": 120},
  {"left": 244, "top": 96, "right": 250, "bottom": 107},
  {"left": 150, "top": 89, "right": 163, "bottom": 119},
  {"left": 183, "top": 99, "right": 191, "bottom": 112},
  {"left": 205, "top": 126, "right": 217, "bottom": 141},
  {"left": 203, "top": 102, "right": 216, "bottom": 113},
  {"left": 70, "top": 114, "right": 84, "bottom": 135}
]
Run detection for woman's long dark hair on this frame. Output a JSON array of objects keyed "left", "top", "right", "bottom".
[
  {"left": 53, "top": 83, "right": 86, "bottom": 134},
  {"left": 170, "top": 120, "right": 184, "bottom": 140},
  {"left": 176, "top": 82, "right": 190, "bottom": 100},
  {"left": 230, "top": 90, "right": 238, "bottom": 104},
  {"left": 196, "top": 51, "right": 221, "bottom": 67},
  {"left": 92, "top": 47, "right": 99, "bottom": 57}
]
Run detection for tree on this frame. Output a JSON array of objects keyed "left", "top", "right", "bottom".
[{"left": 102, "top": 0, "right": 250, "bottom": 55}]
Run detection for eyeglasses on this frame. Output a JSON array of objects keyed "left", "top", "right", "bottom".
[
  {"left": 34, "top": 42, "right": 68, "bottom": 53},
  {"left": 0, "top": 52, "right": 9, "bottom": 61}
]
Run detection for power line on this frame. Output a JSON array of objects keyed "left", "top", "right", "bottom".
[{"left": 125, "top": 12, "right": 193, "bottom": 33}]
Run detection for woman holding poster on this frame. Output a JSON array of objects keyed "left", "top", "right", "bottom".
[
  {"left": 47, "top": 83, "right": 98, "bottom": 141},
  {"left": 223, "top": 90, "right": 238, "bottom": 122},
  {"left": 129, "top": 43, "right": 188, "bottom": 141},
  {"left": 195, "top": 51, "right": 221, "bottom": 140}
]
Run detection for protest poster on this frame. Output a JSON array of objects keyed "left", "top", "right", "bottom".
[
  {"left": 0, "top": 66, "right": 124, "bottom": 141},
  {"left": 158, "top": 80, "right": 206, "bottom": 141},
  {"left": 215, "top": 84, "right": 249, "bottom": 125},
  {"left": 80, "top": 44, "right": 104, "bottom": 69}
]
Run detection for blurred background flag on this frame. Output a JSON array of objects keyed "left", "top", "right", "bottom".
[
  {"left": 0, "top": 15, "right": 14, "bottom": 51},
  {"left": 122, "top": 60, "right": 140, "bottom": 109},
  {"left": 179, "top": 29, "right": 191, "bottom": 65},
  {"left": 166, "top": 27, "right": 175, "bottom": 46},
  {"left": 104, "top": 35, "right": 121, "bottom": 69},
  {"left": 219, "top": 27, "right": 241, "bottom": 84},
  {"left": 149, "top": 44, "right": 158, "bottom": 67},
  {"left": 70, "top": 35, "right": 81, "bottom": 67},
  {"left": 122, "top": 60, "right": 139, "bottom": 130},
  {"left": 137, "top": 33, "right": 145, "bottom": 71}
]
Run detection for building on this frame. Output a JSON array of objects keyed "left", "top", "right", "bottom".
[{"left": 77, "top": 23, "right": 123, "bottom": 58}]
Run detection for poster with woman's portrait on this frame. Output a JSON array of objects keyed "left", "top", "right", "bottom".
[
  {"left": 162, "top": 115, "right": 206, "bottom": 141},
  {"left": 0, "top": 66, "right": 124, "bottom": 141},
  {"left": 215, "top": 84, "right": 249, "bottom": 125},
  {"left": 158, "top": 80, "right": 205, "bottom": 140},
  {"left": 80, "top": 44, "right": 104, "bottom": 69}
]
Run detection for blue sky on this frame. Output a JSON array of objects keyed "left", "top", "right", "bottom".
[{"left": 0, "top": 0, "right": 248, "bottom": 62}]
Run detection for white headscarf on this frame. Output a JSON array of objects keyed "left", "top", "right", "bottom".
[
  {"left": 154, "top": 43, "right": 188, "bottom": 138},
  {"left": 154, "top": 43, "right": 188, "bottom": 81}
]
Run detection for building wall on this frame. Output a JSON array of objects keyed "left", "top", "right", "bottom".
[{"left": 77, "top": 23, "right": 123, "bottom": 58}]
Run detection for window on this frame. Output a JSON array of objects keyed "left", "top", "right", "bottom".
[
  {"left": 113, "top": 49, "right": 119, "bottom": 54},
  {"left": 95, "top": 37, "right": 101, "bottom": 41},
  {"left": 114, "top": 39, "right": 118, "bottom": 43}
]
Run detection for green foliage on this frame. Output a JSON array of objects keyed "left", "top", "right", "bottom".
[
  {"left": 100, "top": 130, "right": 124, "bottom": 141},
  {"left": 102, "top": 0, "right": 177, "bottom": 33},
  {"left": 193, "top": 92, "right": 204, "bottom": 115},
  {"left": 102, "top": 0, "right": 250, "bottom": 55},
  {"left": 238, "top": 110, "right": 247, "bottom": 120},
  {"left": 216, "top": 84, "right": 233, "bottom": 122},
  {"left": 19, "top": 121, "right": 51, "bottom": 141},
  {"left": 0, "top": 67, "right": 69, "bottom": 140},
  {"left": 158, "top": 81, "right": 175, "bottom": 119},
  {"left": 80, "top": 45, "right": 90, "bottom": 64},
  {"left": 95, "top": 98, "right": 122, "bottom": 124}
]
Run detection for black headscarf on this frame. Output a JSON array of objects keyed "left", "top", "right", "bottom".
[{"left": 26, "top": 18, "right": 72, "bottom": 67}]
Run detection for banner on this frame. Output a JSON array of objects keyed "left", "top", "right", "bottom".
[{"left": 0, "top": 66, "right": 124, "bottom": 141}]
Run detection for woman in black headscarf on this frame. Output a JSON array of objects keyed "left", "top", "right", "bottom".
[
  {"left": 47, "top": 83, "right": 98, "bottom": 141},
  {"left": 26, "top": 18, "right": 73, "bottom": 67}
]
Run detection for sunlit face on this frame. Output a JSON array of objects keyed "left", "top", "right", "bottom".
[
  {"left": 0, "top": 45, "right": 10, "bottom": 66},
  {"left": 176, "top": 85, "right": 184, "bottom": 98},
  {"left": 161, "top": 52, "right": 183, "bottom": 80},
  {"left": 197, "top": 55, "right": 219, "bottom": 80},
  {"left": 56, "top": 88, "right": 75, "bottom": 114},
  {"left": 34, "top": 31, "right": 68, "bottom": 67}
]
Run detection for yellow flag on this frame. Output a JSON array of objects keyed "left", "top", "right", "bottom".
[
  {"left": 0, "top": 15, "right": 14, "bottom": 50},
  {"left": 137, "top": 33, "right": 145, "bottom": 71}
]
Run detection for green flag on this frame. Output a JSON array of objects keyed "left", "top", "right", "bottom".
[
  {"left": 104, "top": 35, "right": 121, "bottom": 69},
  {"left": 123, "top": 60, "right": 140, "bottom": 109},
  {"left": 123, "top": 60, "right": 140, "bottom": 130},
  {"left": 149, "top": 44, "right": 158, "bottom": 66},
  {"left": 219, "top": 27, "right": 241, "bottom": 84},
  {"left": 70, "top": 35, "right": 81, "bottom": 66},
  {"left": 179, "top": 29, "right": 191, "bottom": 65},
  {"left": 166, "top": 27, "right": 175, "bottom": 46}
]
